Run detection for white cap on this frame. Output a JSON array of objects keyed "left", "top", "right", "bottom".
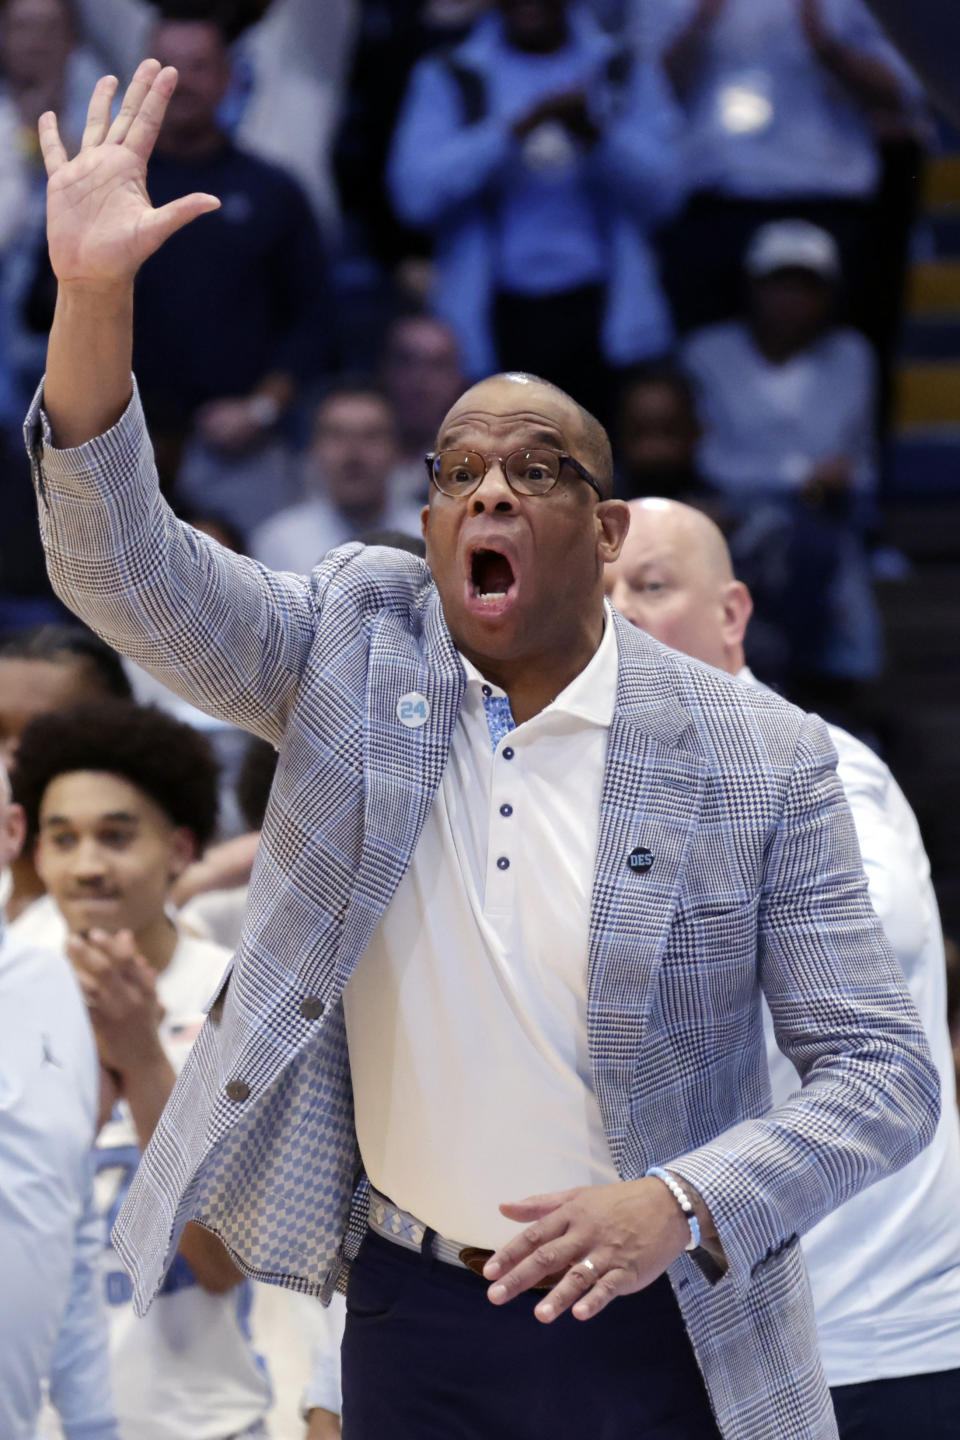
[{"left": 745, "top": 220, "right": 840, "bottom": 281}]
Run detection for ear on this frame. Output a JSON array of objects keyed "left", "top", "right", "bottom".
[
  {"left": 420, "top": 502, "right": 430, "bottom": 540},
  {"left": 0, "top": 800, "right": 26, "bottom": 870},
  {"left": 596, "top": 499, "right": 631, "bottom": 565},
  {"left": 720, "top": 580, "right": 752, "bottom": 650},
  {"left": 168, "top": 826, "right": 197, "bottom": 884}
]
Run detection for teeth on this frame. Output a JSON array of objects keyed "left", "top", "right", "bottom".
[{"left": 478, "top": 591, "right": 507, "bottom": 602}]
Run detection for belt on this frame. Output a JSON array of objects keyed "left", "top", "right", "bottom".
[
  {"left": 367, "top": 1191, "right": 559, "bottom": 1288},
  {"left": 368, "top": 1190, "right": 492, "bottom": 1276}
]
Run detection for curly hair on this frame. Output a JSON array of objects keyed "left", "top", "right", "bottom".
[{"left": 12, "top": 699, "right": 219, "bottom": 851}]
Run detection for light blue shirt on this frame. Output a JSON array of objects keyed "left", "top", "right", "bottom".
[
  {"left": 483, "top": 31, "right": 612, "bottom": 295},
  {"left": 636, "top": 0, "right": 916, "bottom": 199},
  {"left": 0, "top": 915, "right": 117, "bottom": 1440}
]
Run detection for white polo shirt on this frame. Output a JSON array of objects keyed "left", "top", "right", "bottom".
[{"left": 344, "top": 608, "right": 620, "bottom": 1249}]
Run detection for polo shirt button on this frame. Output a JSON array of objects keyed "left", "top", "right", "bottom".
[
  {"left": 497, "top": 856, "right": 510, "bottom": 870},
  {"left": 481, "top": 684, "right": 492, "bottom": 697},
  {"left": 225, "top": 1081, "right": 250, "bottom": 1103},
  {"left": 500, "top": 803, "right": 513, "bottom": 817},
  {"left": 300, "top": 997, "right": 325, "bottom": 1020},
  {"left": 502, "top": 746, "right": 514, "bottom": 760}
]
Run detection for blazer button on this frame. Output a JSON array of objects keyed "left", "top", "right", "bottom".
[
  {"left": 300, "top": 997, "right": 325, "bottom": 1020},
  {"left": 225, "top": 1080, "right": 250, "bottom": 1102}
]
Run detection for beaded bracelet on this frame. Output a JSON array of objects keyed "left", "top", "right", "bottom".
[{"left": 646, "top": 1166, "right": 702, "bottom": 1252}]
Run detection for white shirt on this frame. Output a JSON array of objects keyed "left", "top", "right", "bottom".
[
  {"left": 344, "top": 607, "right": 620, "bottom": 1249},
  {"left": 250, "top": 492, "right": 424, "bottom": 575},
  {"left": 0, "top": 915, "right": 106, "bottom": 1440},
  {"left": 683, "top": 322, "right": 877, "bottom": 497},
  {"left": 20, "top": 902, "right": 272, "bottom": 1440},
  {"left": 742, "top": 673, "right": 960, "bottom": 1385}
]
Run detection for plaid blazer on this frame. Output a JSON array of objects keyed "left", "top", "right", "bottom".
[{"left": 28, "top": 389, "right": 939, "bottom": 1440}]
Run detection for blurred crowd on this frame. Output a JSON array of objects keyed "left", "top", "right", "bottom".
[
  {"left": 1, "top": 2, "right": 958, "bottom": 1439},
  {"left": 0, "top": 0, "right": 937, "bottom": 713}
]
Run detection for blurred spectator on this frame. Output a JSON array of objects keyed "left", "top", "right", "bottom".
[
  {"left": 683, "top": 220, "right": 877, "bottom": 501},
  {"left": 379, "top": 314, "right": 464, "bottom": 507},
  {"left": 333, "top": 1, "right": 487, "bottom": 273},
  {"left": 388, "top": 0, "right": 683, "bottom": 427},
  {"left": 131, "top": 13, "right": 330, "bottom": 529},
  {"left": 683, "top": 220, "right": 882, "bottom": 688},
  {"left": 641, "top": 0, "right": 918, "bottom": 339},
  {"left": 13, "top": 699, "right": 272, "bottom": 1440},
  {"left": 0, "top": 0, "right": 107, "bottom": 419},
  {"left": 614, "top": 362, "right": 720, "bottom": 507},
  {"left": 250, "top": 383, "right": 422, "bottom": 573},
  {"left": 0, "top": 624, "right": 132, "bottom": 922},
  {"left": 73, "top": 0, "right": 357, "bottom": 238},
  {"left": 0, "top": 757, "right": 116, "bottom": 1440}
]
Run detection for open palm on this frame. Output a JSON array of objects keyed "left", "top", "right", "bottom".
[{"left": 41, "top": 60, "right": 219, "bottom": 289}]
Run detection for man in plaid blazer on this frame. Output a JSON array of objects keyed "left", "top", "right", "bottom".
[{"left": 30, "top": 63, "right": 938, "bottom": 1440}]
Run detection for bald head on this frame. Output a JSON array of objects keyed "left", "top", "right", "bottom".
[
  {"left": 605, "top": 498, "right": 752, "bottom": 672},
  {"left": 437, "top": 372, "right": 614, "bottom": 499}
]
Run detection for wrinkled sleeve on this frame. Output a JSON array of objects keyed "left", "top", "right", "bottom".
[
  {"left": 670, "top": 711, "right": 940, "bottom": 1291},
  {"left": 24, "top": 379, "right": 361, "bottom": 748}
]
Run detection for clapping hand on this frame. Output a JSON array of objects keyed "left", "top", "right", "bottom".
[
  {"left": 513, "top": 89, "right": 599, "bottom": 145},
  {"left": 67, "top": 927, "right": 166, "bottom": 1078},
  {"left": 40, "top": 59, "right": 220, "bottom": 291}
]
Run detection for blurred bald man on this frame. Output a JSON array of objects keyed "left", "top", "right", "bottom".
[{"left": 608, "top": 498, "right": 960, "bottom": 1440}]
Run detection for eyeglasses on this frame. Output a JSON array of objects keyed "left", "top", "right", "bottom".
[{"left": 424, "top": 448, "right": 604, "bottom": 502}]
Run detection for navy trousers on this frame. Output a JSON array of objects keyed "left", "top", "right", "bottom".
[
  {"left": 831, "top": 1367, "right": 960, "bottom": 1440},
  {"left": 341, "top": 1230, "right": 722, "bottom": 1439}
]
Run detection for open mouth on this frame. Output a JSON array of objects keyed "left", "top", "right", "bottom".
[{"left": 470, "top": 548, "right": 516, "bottom": 606}]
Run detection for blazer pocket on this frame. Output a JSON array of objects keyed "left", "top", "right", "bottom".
[{"left": 669, "top": 893, "right": 760, "bottom": 963}]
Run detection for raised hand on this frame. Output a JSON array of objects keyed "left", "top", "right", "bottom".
[{"left": 40, "top": 59, "right": 220, "bottom": 292}]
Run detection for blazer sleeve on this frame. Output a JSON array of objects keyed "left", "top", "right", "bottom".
[
  {"left": 669, "top": 711, "right": 940, "bottom": 1292},
  {"left": 24, "top": 378, "right": 359, "bottom": 749}
]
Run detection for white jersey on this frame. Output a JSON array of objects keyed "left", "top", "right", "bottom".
[{"left": 20, "top": 900, "right": 271, "bottom": 1440}]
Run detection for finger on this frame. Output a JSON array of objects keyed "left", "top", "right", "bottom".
[
  {"left": 483, "top": 1203, "right": 572, "bottom": 1281},
  {"left": 487, "top": 1232, "right": 588, "bottom": 1305},
  {"left": 38, "top": 111, "right": 68, "bottom": 177},
  {"left": 90, "top": 927, "right": 137, "bottom": 962},
  {"left": 80, "top": 74, "right": 119, "bottom": 149},
  {"left": 142, "top": 192, "right": 221, "bottom": 249},
  {"left": 532, "top": 1257, "right": 619, "bottom": 1324},
  {"left": 123, "top": 64, "right": 180, "bottom": 162},
  {"left": 497, "top": 1187, "right": 579, "bottom": 1222},
  {"left": 106, "top": 58, "right": 162, "bottom": 146},
  {"left": 571, "top": 1267, "right": 630, "bottom": 1323},
  {"left": 66, "top": 933, "right": 115, "bottom": 980}
]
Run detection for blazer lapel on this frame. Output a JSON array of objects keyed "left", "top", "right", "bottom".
[
  {"left": 588, "top": 617, "right": 707, "bottom": 1171},
  {"left": 333, "top": 590, "right": 464, "bottom": 988}
]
